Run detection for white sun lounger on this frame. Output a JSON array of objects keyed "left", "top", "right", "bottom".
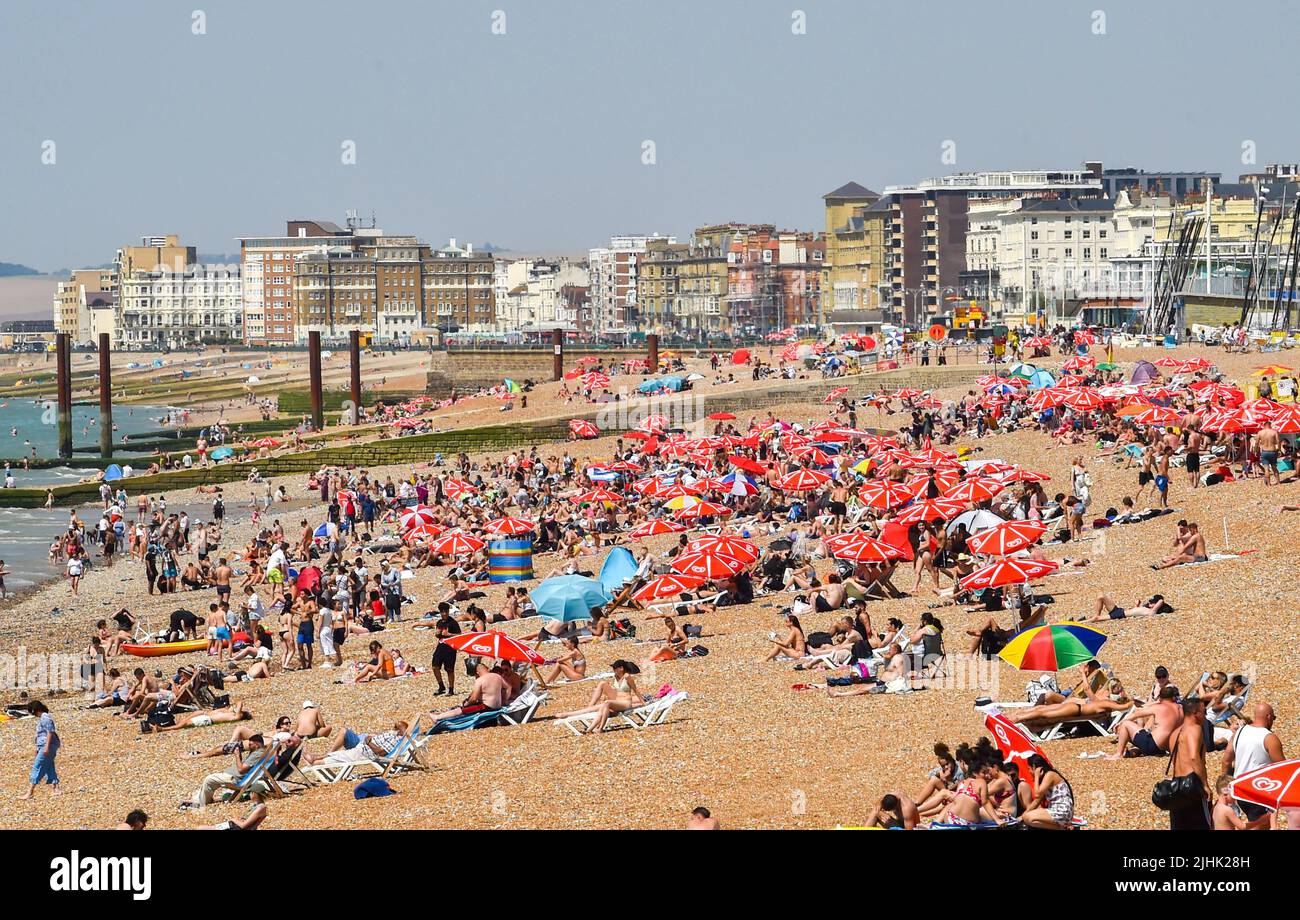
[
  {"left": 499, "top": 686, "right": 550, "bottom": 726},
  {"left": 556, "top": 691, "right": 689, "bottom": 736},
  {"left": 981, "top": 702, "right": 1131, "bottom": 742}
]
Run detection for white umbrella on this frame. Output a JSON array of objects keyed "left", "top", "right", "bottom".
[
  {"left": 947, "top": 509, "right": 1005, "bottom": 535},
  {"left": 246, "top": 375, "right": 260, "bottom": 385}
]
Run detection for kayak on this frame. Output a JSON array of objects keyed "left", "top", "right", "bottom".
[{"left": 122, "top": 639, "right": 208, "bottom": 658}]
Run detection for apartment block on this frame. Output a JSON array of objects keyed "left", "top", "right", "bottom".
[{"left": 588, "top": 234, "right": 674, "bottom": 334}]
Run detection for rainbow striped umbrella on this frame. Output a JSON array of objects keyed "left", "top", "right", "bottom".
[{"left": 998, "top": 624, "right": 1108, "bottom": 672}]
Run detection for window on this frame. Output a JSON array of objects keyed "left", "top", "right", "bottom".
[
  {"left": 1100, "top": 248, "right": 1108, "bottom": 259},
  {"left": 1030, "top": 230, "right": 1039, "bottom": 240},
  {"left": 1083, "top": 248, "right": 1091, "bottom": 259},
  {"left": 1030, "top": 248, "right": 1039, "bottom": 259},
  {"left": 1064, "top": 230, "right": 1073, "bottom": 240},
  {"left": 1099, "top": 229, "right": 1108, "bottom": 239},
  {"left": 1065, "top": 248, "right": 1073, "bottom": 258}
]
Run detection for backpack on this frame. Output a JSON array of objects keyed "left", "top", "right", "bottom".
[{"left": 608, "top": 618, "right": 636, "bottom": 640}]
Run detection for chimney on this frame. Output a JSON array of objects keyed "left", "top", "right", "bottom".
[{"left": 449, "top": 238, "right": 457, "bottom": 249}]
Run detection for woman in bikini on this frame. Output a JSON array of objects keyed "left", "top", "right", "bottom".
[
  {"left": 1006, "top": 678, "right": 1132, "bottom": 728},
  {"left": 542, "top": 637, "right": 587, "bottom": 684},
  {"left": 551, "top": 660, "right": 644, "bottom": 733},
  {"left": 761, "top": 613, "right": 806, "bottom": 662},
  {"left": 643, "top": 616, "right": 689, "bottom": 667},
  {"left": 938, "top": 772, "right": 989, "bottom": 826}
]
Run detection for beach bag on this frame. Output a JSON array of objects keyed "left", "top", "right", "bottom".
[
  {"left": 1152, "top": 737, "right": 1200, "bottom": 810},
  {"left": 1025, "top": 674, "right": 1059, "bottom": 704},
  {"left": 146, "top": 705, "right": 175, "bottom": 729},
  {"left": 608, "top": 618, "right": 636, "bottom": 639}
]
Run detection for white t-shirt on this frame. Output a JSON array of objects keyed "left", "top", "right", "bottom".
[{"left": 67, "top": 558, "right": 83, "bottom": 577}]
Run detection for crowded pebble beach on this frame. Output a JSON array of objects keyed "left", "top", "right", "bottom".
[{"left": 1, "top": 335, "right": 1297, "bottom": 831}]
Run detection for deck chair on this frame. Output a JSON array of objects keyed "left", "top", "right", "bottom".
[
  {"left": 500, "top": 686, "right": 549, "bottom": 726},
  {"left": 556, "top": 690, "right": 689, "bottom": 736},
  {"left": 647, "top": 591, "right": 725, "bottom": 615},
  {"left": 213, "top": 742, "right": 284, "bottom": 803},
  {"left": 911, "top": 633, "right": 949, "bottom": 682},
  {"left": 618, "top": 690, "right": 689, "bottom": 730},
  {"left": 377, "top": 718, "right": 431, "bottom": 778}
]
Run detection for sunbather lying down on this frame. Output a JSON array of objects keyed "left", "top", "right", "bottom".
[
  {"left": 1005, "top": 688, "right": 1132, "bottom": 729},
  {"left": 1069, "top": 593, "right": 1173, "bottom": 623},
  {"left": 144, "top": 703, "right": 253, "bottom": 733}
]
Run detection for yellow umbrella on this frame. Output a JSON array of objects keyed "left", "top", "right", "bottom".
[
  {"left": 1253, "top": 365, "right": 1294, "bottom": 376},
  {"left": 663, "top": 494, "right": 699, "bottom": 511},
  {"left": 851, "top": 458, "right": 873, "bottom": 475}
]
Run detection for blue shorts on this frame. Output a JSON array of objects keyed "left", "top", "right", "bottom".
[
  {"left": 342, "top": 728, "right": 366, "bottom": 750},
  {"left": 1155, "top": 475, "right": 1169, "bottom": 492},
  {"left": 214, "top": 626, "right": 231, "bottom": 641}
]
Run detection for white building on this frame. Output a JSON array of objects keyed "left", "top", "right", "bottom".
[
  {"left": 117, "top": 265, "right": 243, "bottom": 349},
  {"left": 497, "top": 259, "right": 589, "bottom": 334},
  {"left": 588, "top": 234, "right": 673, "bottom": 334}
]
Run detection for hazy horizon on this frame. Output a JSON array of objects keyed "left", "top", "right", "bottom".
[{"left": 3, "top": 0, "right": 1299, "bottom": 271}]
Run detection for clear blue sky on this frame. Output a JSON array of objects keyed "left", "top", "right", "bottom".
[{"left": 2, "top": 0, "right": 1297, "bottom": 271}]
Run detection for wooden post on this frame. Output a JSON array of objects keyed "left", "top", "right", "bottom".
[
  {"left": 98, "top": 332, "right": 113, "bottom": 458},
  {"left": 56, "top": 333, "right": 73, "bottom": 460},
  {"left": 551, "top": 328, "right": 563, "bottom": 381},
  {"left": 308, "top": 331, "right": 324, "bottom": 431},
  {"left": 348, "top": 330, "right": 362, "bottom": 425},
  {"left": 646, "top": 332, "right": 659, "bottom": 371}
]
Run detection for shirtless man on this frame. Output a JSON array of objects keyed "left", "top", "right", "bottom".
[
  {"left": 1106, "top": 687, "right": 1183, "bottom": 759},
  {"left": 1257, "top": 421, "right": 1281, "bottom": 486},
  {"left": 810, "top": 572, "right": 848, "bottom": 613},
  {"left": 1154, "top": 521, "right": 1207, "bottom": 568},
  {"left": 212, "top": 557, "right": 234, "bottom": 606},
  {"left": 687, "top": 806, "right": 721, "bottom": 830},
  {"left": 1168, "top": 698, "right": 1212, "bottom": 829},
  {"left": 118, "top": 668, "right": 159, "bottom": 718},
  {"left": 427, "top": 667, "right": 508, "bottom": 724},
  {"left": 1155, "top": 445, "right": 1172, "bottom": 509},
  {"left": 144, "top": 702, "right": 253, "bottom": 733},
  {"left": 1185, "top": 428, "right": 1203, "bottom": 488},
  {"left": 294, "top": 701, "right": 332, "bottom": 738}
]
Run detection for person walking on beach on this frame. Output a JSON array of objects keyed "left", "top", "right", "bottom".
[
  {"left": 20, "top": 701, "right": 61, "bottom": 800},
  {"left": 1167, "top": 697, "right": 1211, "bottom": 830}
]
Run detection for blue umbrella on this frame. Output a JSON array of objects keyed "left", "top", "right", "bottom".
[
  {"left": 598, "top": 547, "right": 638, "bottom": 596},
  {"left": 637, "top": 378, "right": 663, "bottom": 393},
  {"left": 103, "top": 463, "right": 124, "bottom": 482},
  {"left": 313, "top": 520, "right": 349, "bottom": 539},
  {"left": 1027, "top": 369, "right": 1056, "bottom": 390},
  {"left": 210, "top": 446, "right": 234, "bottom": 460},
  {"left": 531, "top": 574, "right": 610, "bottom": 622}
]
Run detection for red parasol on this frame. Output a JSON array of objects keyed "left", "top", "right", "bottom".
[{"left": 443, "top": 630, "right": 545, "bottom": 664}]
